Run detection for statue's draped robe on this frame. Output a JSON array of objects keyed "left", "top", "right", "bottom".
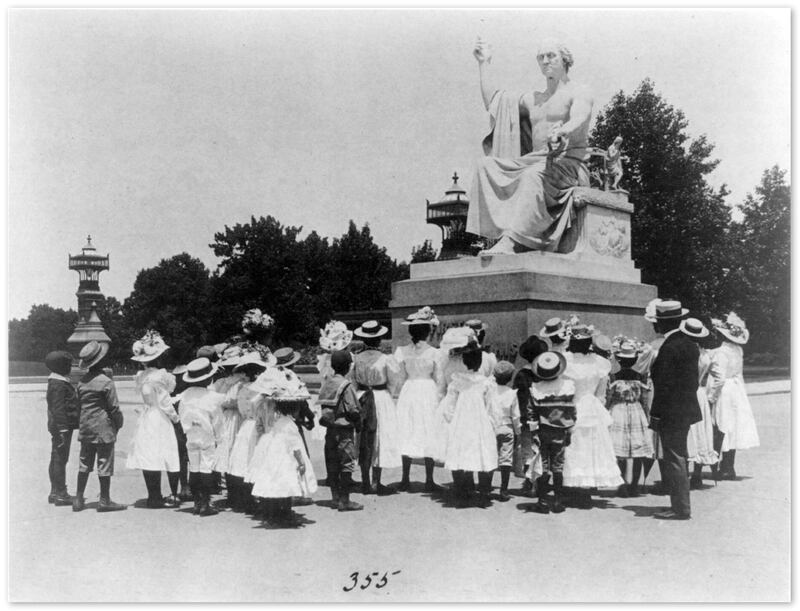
[{"left": 467, "top": 90, "right": 590, "bottom": 251}]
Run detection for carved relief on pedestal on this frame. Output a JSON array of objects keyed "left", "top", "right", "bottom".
[{"left": 588, "top": 217, "right": 630, "bottom": 258}]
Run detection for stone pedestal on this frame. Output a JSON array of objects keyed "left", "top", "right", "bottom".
[{"left": 390, "top": 188, "right": 657, "bottom": 359}]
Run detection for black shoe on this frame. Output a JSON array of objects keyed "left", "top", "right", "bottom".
[
  {"left": 53, "top": 491, "right": 73, "bottom": 506},
  {"left": 163, "top": 494, "right": 181, "bottom": 507},
  {"left": 616, "top": 484, "right": 629, "bottom": 498},
  {"left": 533, "top": 499, "right": 550, "bottom": 514},
  {"left": 476, "top": 493, "right": 492, "bottom": 508},
  {"left": 97, "top": 498, "right": 127, "bottom": 512},
  {"left": 397, "top": 480, "right": 410, "bottom": 492},
  {"left": 72, "top": 495, "right": 86, "bottom": 512},
  {"left": 551, "top": 498, "right": 566, "bottom": 514},
  {"left": 521, "top": 479, "right": 533, "bottom": 493},
  {"left": 361, "top": 483, "right": 376, "bottom": 495},
  {"left": 689, "top": 476, "right": 703, "bottom": 490},
  {"left": 628, "top": 483, "right": 640, "bottom": 497},
  {"left": 178, "top": 489, "right": 194, "bottom": 502},
  {"left": 377, "top": 484, "right": 397, "bottom": 496},
  {"left": 654, "top": 509, "right": 690, "bottom": 520},
  {"left": 719, "top": 470, "right": 737, "bottom": 481},
  {"left": 199, "top": 502, "right": 219, "bottom": 517},
  {"left": 424, "top": 481, "right": 443, "bottom": 493},
  {"left": 48, "top": 492, "right": 57, "bottom": 504},
  {"left": 498, "top": 490, "right": 511, "bottom": 502},
  {"left": 338, "top": 496, "right": 364, "bottom": 512},
  {"left": 146, "top": 497, "right": 167, "bottom": 509}
]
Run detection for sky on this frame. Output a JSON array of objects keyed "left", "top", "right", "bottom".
[{"left": 7, "top": 8, "right": 791, "bottom": 320}]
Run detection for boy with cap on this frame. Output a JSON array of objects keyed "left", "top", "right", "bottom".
[
  {"left": 73, "top": 340, "right": 126, "bottom": 512},
  {"left": 45, "top": 351, "right": 80, "bottom": 505},
  {"left": 318, "top": 349, "right": 364, "bottom": 511},
  {"left": 489, "top": 360, "right": 520, "bottom": 502},
  {"left": 529, "top": 351, "right": 576, "bottom": 514},
  {"left": 513, "top": 335, "right": 548, "bottom": 494}
]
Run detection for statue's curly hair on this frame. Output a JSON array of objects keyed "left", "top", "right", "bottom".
[{"left": 538, "top": 39, "right": 574, "bottom": 72}]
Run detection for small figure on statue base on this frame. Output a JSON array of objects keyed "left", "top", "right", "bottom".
[{"left": 605, "top": 136, "right": 629, "bottom": 192}]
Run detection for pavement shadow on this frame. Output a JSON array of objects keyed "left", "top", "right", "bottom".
[
  {"left": 253, "top": 512, "right": 316, "bottom": 530},
  {"left": 619, "top": 504, "right": 666, "bottom": 518}
]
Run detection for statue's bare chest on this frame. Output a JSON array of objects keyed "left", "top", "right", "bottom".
[{"left": 525, "top": 90, "right": 573, "bottom": 124}]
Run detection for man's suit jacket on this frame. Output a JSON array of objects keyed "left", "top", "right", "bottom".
[{"left": 649, "top": 330, "right": 701, "bottom": 430}]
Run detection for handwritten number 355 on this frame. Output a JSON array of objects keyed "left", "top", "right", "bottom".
[{"left": 343, "top": 571, "right": 400, "bottom": 592}]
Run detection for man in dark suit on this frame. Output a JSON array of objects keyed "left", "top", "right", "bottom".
[{"left": 649, "top": 300, "right": 701, "bottom": 520}]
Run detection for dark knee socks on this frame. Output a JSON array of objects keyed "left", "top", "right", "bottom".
[
  {"left": 499, "top": 466, "right": 511, "bottom": 492},
  {"left": 143, "top": 470, "right": 162, "bottom": 500},
  {"left": 167, "top": 472, "right": 179, "bottom": 496},
  {"left": 401, "top": 456, "right": 412, "bottom": 484}
]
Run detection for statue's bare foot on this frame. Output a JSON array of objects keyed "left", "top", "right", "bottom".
[{"left": 481, "top": 235, "right": 517, "bottom": 255}]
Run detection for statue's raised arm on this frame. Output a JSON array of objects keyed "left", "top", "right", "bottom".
[{"left": 467, "top": 39, "right": 594, "bottom": 255}]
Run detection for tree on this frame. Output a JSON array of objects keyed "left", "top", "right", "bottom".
[
  {"left": 590, "top": 79, "right": 734, "bottom": 316},
  {"left": 8, "top": 304, "right": 78, "bottom": 361},
  {"left": 122, "top": 253, "right": 213, "bottom": 365},
  {"left": 328, "top": 221, "right": 409, "bottom": 313},
  {"left": 726, "top": 166, "right": 790, "bottom": 359},
  {"left": 95, "top": 296, "right": 135, "bottom": 365},
  {"left": 410, "top": 239, "right": 439, "bottom": 263}
]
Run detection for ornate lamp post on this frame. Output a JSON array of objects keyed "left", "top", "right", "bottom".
[{"left": 67, "top": 235, "right": 111, "bottom": 348}]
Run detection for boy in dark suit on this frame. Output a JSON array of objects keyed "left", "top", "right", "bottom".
[
  {"left": 649, "top": 300, "right": 701, "bottom": 520},
  {"left": 45, "top": 351, "right": 80, "bottom": 505}
]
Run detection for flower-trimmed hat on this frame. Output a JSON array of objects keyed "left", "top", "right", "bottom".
[
  {"left": 319, "top": 320, "right": 354, "bottom": 352},
  {"left": 219, "top": 344, "right": 245, "bottom": 368},
  {"left": 234, "top": 345, "right": 277, "bottom": 371},
  {"left": 569, "top": 323, "right": 595, "bottom": 340},
  {"left": 680, "top": 317, "right": 710, "bottom": 339},
  {"left": 79, "top": 340, "right": 110, "bottom": 370},
  {"left": 614, "top": 341, "right": 640, "bottom": 361},
  {"left": 183, "top": 357, "right": 219, "bottom": 384},
  {"left": 402, "top": 306, "right": 440, "bottom": 327},
  {"left": 711, "top": 312, "right": 749, "bottom": 345},
  {"left": 131, "top": 330, "right": 170, "bottom": 363},
  {"left": 273, "top": 347, "right": 301, "bottom": 369},
  {"left": 539, "top": 317, "right": 567, "bottom": 338},
  {"left": 242, "top": 308, "right": 276, "bottom": 336},
  {"left": 533, "top": 351, "right": 568, "bottom": 381},
  {"left": 249, "top": 366, "right": 311, "bottom": 401},
  {"left": 354, "top": 320, "right": 389, "bottom": 339}
]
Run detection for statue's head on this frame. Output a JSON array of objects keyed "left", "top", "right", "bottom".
[{"left": 536, "top": 39, "right": 573, "bottom": 76}]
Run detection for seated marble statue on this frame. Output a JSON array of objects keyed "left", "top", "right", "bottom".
[{"left": 467, "top": 38, "right": 593, "bottom": 254}]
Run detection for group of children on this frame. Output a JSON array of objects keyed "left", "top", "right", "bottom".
[{"left": 44, "top": 300, "right": 759, "bottom": 525}]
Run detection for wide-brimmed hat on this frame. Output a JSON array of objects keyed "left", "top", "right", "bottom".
[
  {"left": 680, "top": 317, "right": 710, "bottom": 339},
  {"left": 45, "top": 351, "right": 73, "bottom": 376},
  {"left": 234, "top": 349, "right": 277, "bottom": 371},
  {"left": 241, "top": 308, "right": 276, "bottom": 336},
  {"left": 591, "top": 334, "right": 613, "bottom": 358},
  {"left": 569, "top": 324, "right": 595, "bottom": 340},
  {"left": 319, "top": 321, "right": 354, "bottom": 352},
  {"left": 654, "top": 300, "right": 689, "bottom": 320},
  {"left": 712, "top": 312, "right": 749, "bottom": 345},
  {"left": 539, "top": 317, "right": 567, "bottom": 338},
  {"left": 172, "top": 364, "right": 188, "bottom": 376},
  {"left": 249, "top": 366, "right": 311, "bottom": 401},
  {"left": 439, "top": 326, "right": 477, "bottom": 356},
  {"left": 518, "top": 335, "right": 549, "bottom": 363},
  {"left": 219, "top": 344, "right": 245, "bottom": 368},
  {"left": 196, "top": 345, "right": 219, "bottom": 361},
  {"left": 401, "top": 306, "right": 440, "bottom": 327},
  {"left": 183, "top": 357, "right": 219, "bottom": 383},
  {"left": 131, "top": 330, "right": 170, "bottom": 363},
  {"left": 273, "top": 347, "right": 301, "bottom": 368},
  {"left": 354, "top": 320, "right": 388, "bottom": 339},
  {"left": 644, "top": 298, "right": 663, "bottom": 323},
  {"left": 464, "top": 319, "right": 486, "bottom": 332},
  {"left": 533, "top": 351, "right": 568, "bottom": 381},
  {"left": 79, "top": 340, "right": 110, "bottom": 370}
]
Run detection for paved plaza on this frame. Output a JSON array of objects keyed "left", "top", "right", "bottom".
[{"left": 8, "top": 380, "right": 790, "bottom": 602}]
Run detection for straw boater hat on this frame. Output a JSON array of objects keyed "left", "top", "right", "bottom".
[
  {"left": 273, "top": 347, "right": 301, "bottom": 368},
  {"left": 402, "top": 306, "right": 440, "bottom": 327},
  {"left": 319, "top": 321, "right": 354, "bottom": 352},
  {"left": 131, "top": 330, "right": 170, "bottom": 363},
  {"left": 219, "top": 344, "right": 245, "bottom": 368},
  {"left": 680, "top": 317, "right": 710, "bottom": 339},
  {"left": 533, "top": 351, "right": 568, "bottom": 381},
  {"left": 79, "top": 340, "right": 110, "bottom": 370},
  {"left": 354, "top": 320, "right": 389, "bottom": 339},
  {"left": 195, "top": 345, "right": 219, "bottom": 361},
  {"left": 464, "top": 319, "right": 486, "bottom": 332},
  {"left": 539, "top": 317, "right": 567, "bottom": 338},
  {"left": 569, "top": 323, "right": 595, "bottom": 340},
  {"left": 172, "top": 364, "right": 188, "bottom": 377},
  {"left": 654, "top": 300, "right": 689, "bottom": 320},
  {"left": 183, "top": 357, "right": 218, "bottom": 384},
  {"left": 644, "top": 298, "right": 664, "bottom": 323},
  {"left": 711, "top": 312, "right": 749, "bottom": 345}
]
